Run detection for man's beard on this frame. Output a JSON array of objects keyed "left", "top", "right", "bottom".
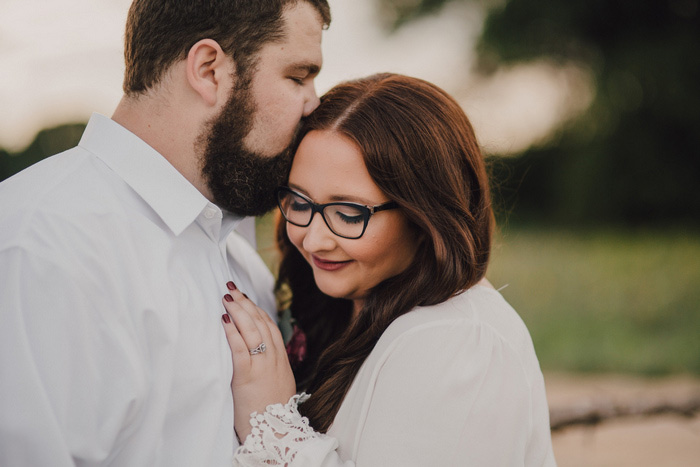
[{"left": 200, "top": 84, "right": 295, "bottom": 217}]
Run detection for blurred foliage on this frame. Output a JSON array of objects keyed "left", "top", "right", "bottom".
[
  {"left": 0, "top": 123, "right": 86, "bottom": 182},
  {"left": 379, "top": 0, "right": 700, "bottom": 226},
  {"left": 378, "top": 0, "right": 471, "bottom": 28}
]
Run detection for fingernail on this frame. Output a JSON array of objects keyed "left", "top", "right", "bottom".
[
  {"left": 224, "top": 294, "right": 234, "bottom": 302},
  {"left": 227, "top": 281, "right": 237, "bottom": 291},
  {"left": 222, "top": 314, "right": 231, "bottom": 323}
]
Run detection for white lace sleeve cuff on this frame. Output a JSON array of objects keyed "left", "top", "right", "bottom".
[{"left": 233, "top": 393, "right": 341, "bottom": 467}]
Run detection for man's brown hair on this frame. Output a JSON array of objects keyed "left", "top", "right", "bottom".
[{"left": 123, "top": 0, "right": 331, "bottom": 96}]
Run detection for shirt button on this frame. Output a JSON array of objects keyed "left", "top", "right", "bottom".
[{"left": 204, "top": 207, "right": 217, "bottom": 219}]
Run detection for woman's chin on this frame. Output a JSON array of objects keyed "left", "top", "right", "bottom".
[
  {"left": 315, "top": 281, "right": 354, "bottom": 302},
  {"left": 317, "top": 285, "right": 348, "bottom": 300}
]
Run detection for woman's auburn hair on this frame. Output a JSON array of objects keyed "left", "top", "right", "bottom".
[{"left": 275, "top": 73, "right": 494, "bottom": 432}]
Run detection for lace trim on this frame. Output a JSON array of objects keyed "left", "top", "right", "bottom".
[{"left": 234, "top": 393, "right": 319, "bottom": 466}]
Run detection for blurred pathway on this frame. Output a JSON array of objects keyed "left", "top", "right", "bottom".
[{"left": 546, "top": 372, "right": 700, "bottom": 466}]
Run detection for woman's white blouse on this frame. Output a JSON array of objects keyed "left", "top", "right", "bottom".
[{"left": 234, "top": 285, "right": 556, "bottom": 466}]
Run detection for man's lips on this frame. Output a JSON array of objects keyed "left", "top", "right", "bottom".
[{"left": 311, "top": 255, "right": 352, "bottom": 271}]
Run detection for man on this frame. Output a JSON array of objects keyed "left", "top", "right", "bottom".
[{"left": 0, "top": 1, "right": 330, "bottom": 465}]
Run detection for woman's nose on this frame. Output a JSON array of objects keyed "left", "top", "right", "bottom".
[{"left": 301, "top": 212, "right": 336, "bottom": 252}]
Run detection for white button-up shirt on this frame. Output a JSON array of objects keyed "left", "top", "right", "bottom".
[{"left": 0, "top": 113, "right": 276, "bottom": 466}]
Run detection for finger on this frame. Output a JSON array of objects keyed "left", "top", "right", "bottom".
[
  {"left": 225, "top": 285, "right": 272, "bottom": 323},
  {"left": 260, "top": 315, "right": 287, "bottom": 357},
  {"left": 222, "top": 297, "right": 266, "bottom": 354},
  {"left": 230, "top": 289, "right": 281, "bottom": 342},
  {"left": 221, "top": 314, "right": 253, "bottom": 371},
  {"left": 258, "top": 307, "right": 277, "bottom": 326},
  {"left": 225, "top": 284, "right": 278, "bottom": 329},
  {"left": 227, "top": 288, "right": 264, "bottom": 316},
  {"left": 225, "top": 291, "right": 279, "bottom": 352}
]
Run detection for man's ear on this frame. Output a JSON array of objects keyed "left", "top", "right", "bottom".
[{"left": 186, "top": 39, "right": 234, "bottom": 107}]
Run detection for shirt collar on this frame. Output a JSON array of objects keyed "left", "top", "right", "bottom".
[{"left": 79, "top": 113, "right": 240, "bottom": 236}]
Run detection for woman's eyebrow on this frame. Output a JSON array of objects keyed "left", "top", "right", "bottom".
[
  {"left": 328, "top": 194, "right": 377, "bottom": 205},
  {"left": 288, "top": 184, "right": 380, "bottom": 206}
]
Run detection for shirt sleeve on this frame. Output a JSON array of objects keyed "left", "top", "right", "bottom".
[
  {"left": 0, "top": 245, "right": 150, "bottom": 466},
  {"left": 353, "top": 319, "right": 538, "bottom": 466}
]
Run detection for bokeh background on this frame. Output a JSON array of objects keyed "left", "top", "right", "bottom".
[{"left": 2, "top": 0, "right": 699, "bottom": 464}]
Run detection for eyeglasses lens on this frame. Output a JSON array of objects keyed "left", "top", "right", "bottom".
[
  {"left": 278, "top": 190, "right": 367, "bottom": 239},
  {"left": 324, "top": 205, "right": 366, "bottom": 238},
  {"left": 279, "top": 191, "right": 312, "bottom": 226}
]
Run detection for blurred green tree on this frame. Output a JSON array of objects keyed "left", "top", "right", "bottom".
[
  {"left": 0, "top": 123, "right": 86, "bottom": 182},
  {"left": 379, "top": 0, "right": 700, "bottom": 226}
]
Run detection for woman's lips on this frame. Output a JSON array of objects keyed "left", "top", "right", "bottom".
[{"left": 312, "top": 255, "right": 352, "bottom": 271}]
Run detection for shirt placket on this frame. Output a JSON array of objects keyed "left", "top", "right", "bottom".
[{"left": 199, "top": 203, "right": 250, "bottom": 296}]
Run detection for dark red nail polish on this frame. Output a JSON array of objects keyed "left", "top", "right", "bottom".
[
  {"left": 224, "top": 294, "right": 234, "bottom": 302},
  {"left": 222, "top": 314, "right": 231, "bottom": 323},
  {"left": 227, "top": 281, "right": 237, "bottom": 291}
]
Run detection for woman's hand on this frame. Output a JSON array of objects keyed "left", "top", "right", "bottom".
[{"left": 221, "top": 283, "right": 296, "bottom": 442}]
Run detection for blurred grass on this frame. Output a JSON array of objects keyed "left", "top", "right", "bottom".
[
  {"left": 256, "top": 215, "right": 700, "bottom": 376},
  {"left": 488, "top": 226, "right": 700, "bottom": 376}
]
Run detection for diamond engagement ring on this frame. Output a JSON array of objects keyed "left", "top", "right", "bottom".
[{"left": 249, "top": 342, "right": 267, "bottom": 355}]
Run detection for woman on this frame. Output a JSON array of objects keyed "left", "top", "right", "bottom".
[{"left": 221, "top": 73, "right": 556, "bottom": 466}]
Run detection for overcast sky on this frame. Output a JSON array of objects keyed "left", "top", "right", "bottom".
[{"left": 0, "top": 0, "right": 590, "bottom": 154}]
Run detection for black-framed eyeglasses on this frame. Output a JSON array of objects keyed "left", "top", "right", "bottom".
[{"left": 276, "top": 186, "right": 399, "bottom": 239}]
